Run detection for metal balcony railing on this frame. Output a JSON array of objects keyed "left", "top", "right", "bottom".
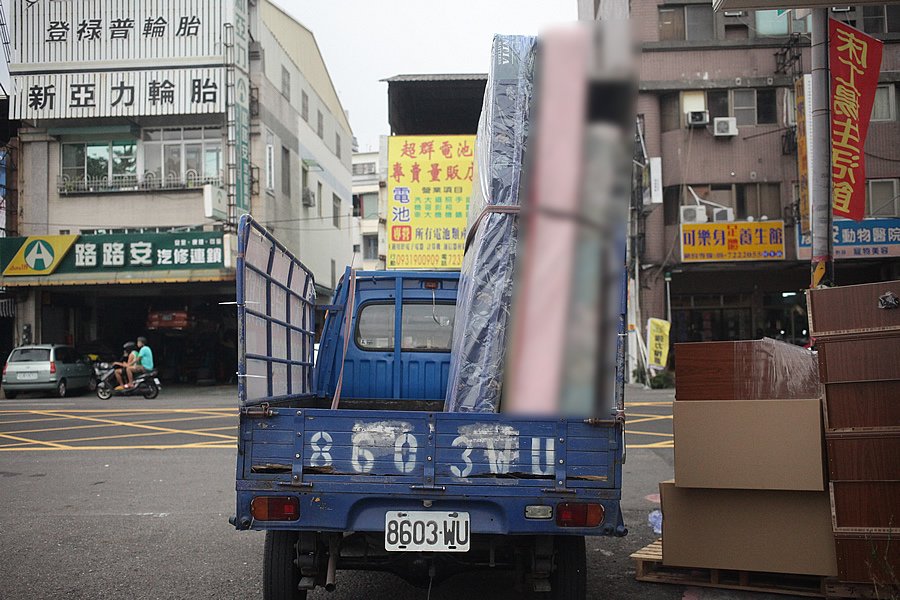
[{"left": 57, "top": 172, "right": 224, "bottom": 195}]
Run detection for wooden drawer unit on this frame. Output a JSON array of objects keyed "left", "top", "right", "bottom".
[
  {"left": 817, "top": 336, "right": 900, "bottom": 384},
  {"left": 826, "top": 431, "right": 900, "bottom": 480},
  {"left": 835, "top": 534, "right": 900, "bottom": 584},
  {"left": 830, "top": 481, "right": 900, "bottom": 532},
  {"left": 824, "top": 380, "right": 900, "bottom": 430},
  {"left": 808, "top": 281, "right": 900, "bottom": 338}
]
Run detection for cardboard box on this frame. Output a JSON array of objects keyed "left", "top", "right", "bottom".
[
  {"left": 674, "top": 338, "right": 820, "bottom": 401},
  {"left": 674, "top": 399, "right": 825, "bottom": 491},
  {"left": 660, "top": 480, "right": 838, "bottom": 577}
]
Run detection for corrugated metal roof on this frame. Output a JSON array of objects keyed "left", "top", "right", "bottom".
[{"left": 381, "top": 73, "right": 488, "bottom": 83}]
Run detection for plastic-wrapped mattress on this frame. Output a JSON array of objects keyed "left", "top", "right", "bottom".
[{"left": 444, "top": 34, "right": 536, "bottom": 413}]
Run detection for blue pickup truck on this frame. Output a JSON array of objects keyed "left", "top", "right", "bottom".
[{"left": 232, "top": 216, "right": 626, "bottom": 599}]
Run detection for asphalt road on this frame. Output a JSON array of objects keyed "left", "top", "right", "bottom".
[{"left": 0, "top": 385, "right": 795, "bottom": 600}]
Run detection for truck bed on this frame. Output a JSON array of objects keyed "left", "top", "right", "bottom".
[{"left": 236, "top": 407, "right": 624, "bottom": 536}]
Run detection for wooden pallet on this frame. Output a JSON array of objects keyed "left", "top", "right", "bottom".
[
  {"left": 825, "top": 580, "right": 900, "bottom": 599},
  {"left": 631, "top": 539, "right": 826, "bottom": 597}
]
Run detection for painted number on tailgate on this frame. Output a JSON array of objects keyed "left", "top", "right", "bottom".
[{"left": 306, "top": 422, "right": 556, "bottom": 477}]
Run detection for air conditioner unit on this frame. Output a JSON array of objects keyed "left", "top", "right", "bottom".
[
  {"left": 680, "top": 205, "right": 708, "bottom": 224},
  {"left": 713, "top": 117, "right": 738, "bottom": 137},
  {"left": 686, "top": 111, "right": 709, "bottom": 127},
  {"left": 302, "top": 188, "right": 316, "bottom": 207},
  {"left": 831, "top": 7, "right": 851, "bottom": 12},
  {"left": 711, "top": 207, "right": 735, "bottom": 222}
]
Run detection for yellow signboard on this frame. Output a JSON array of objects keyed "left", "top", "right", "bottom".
[
  {"left": 2, "top": 235, "right": 78, "bottom": 276},
  {"left": 386, "top": 135, "right": 475, "bottom": 270},
  {"left": 647, "top": 318, "right": 671, "bottom": 369},
  {"left": 681, "top": 221, "right": 785, "bottom": 263}
]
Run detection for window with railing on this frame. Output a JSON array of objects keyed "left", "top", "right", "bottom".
[
  {"left": 61, "top": 140, "right": 137, "bottom": 189},
  {"left": 142, "top": 127, "right": 223, "bottom": 187}
]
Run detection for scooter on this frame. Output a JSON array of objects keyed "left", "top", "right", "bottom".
[{"left": 95, "top": 362, "right": 161, "bottom": 400}]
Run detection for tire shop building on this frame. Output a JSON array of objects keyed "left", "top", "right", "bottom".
[{"left": 3, "top": 0, "right": 353, "bottom": 383}]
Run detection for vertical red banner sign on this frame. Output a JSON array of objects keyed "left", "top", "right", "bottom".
[{"left": 830, "top": 18, "right": 883, "bottom": 222}]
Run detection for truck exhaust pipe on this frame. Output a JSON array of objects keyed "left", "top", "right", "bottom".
[{"left": 325, "top": 536, "right": 338, "bottom": 592}]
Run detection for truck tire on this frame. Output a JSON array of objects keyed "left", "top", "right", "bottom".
[
  {"left": 550, "top": 535, "right": 586, "bottom": 600},
  {"left": 264, "top": 530, "right": 307, "bottom": 600}
]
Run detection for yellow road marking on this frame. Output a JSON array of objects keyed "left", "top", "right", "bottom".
[
  {"left": 0, "top": 408, "right": 236, "bottom": 414},
  {"left": 626, "top": 401, "right": 673, "bottom": 407},
  {"left": 626, "top": 415, "right": 672, "bottom": 426},
  {"left": 628, "top": 441, "right": 675, "bottom": 449},
  {"left": 31, "top": 411, "right": 237, "bottom": 441},
  {"left": 4, "top": 413, "right": 236, "bottom": 436},
  {"left": 0, "top": 431, "right": 70, "bottom": 449},
  {"left": 625, "top": 430, "right": 674, "bottom": 437},
  {"left": 0, "top": 443, "right": 237, "bottom": 452},
  {"left": 46, "top": 426, "right": 237, "bottom": 446}
]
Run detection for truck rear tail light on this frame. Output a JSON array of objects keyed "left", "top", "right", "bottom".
[
  {"left": 251, "top": 496, "right": 300, "bottom": 521},
  {"left": 49, "top": 362, "right": 56, "bottom": 374},
  {"left": 556, "top": 503, "right": 604, "bottom": 527},
  {"left": 424, "top": 280, "right": 439, "bottom": 289}
]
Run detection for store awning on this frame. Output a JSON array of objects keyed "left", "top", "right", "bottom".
[{"left": 0, "top": 268, "right": 236, "bottom": 288}]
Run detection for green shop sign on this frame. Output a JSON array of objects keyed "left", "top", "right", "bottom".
[{"left": 0, "top": 231, "right": 228, "bottom": 277}]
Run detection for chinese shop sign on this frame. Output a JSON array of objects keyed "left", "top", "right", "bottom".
[
  {"left": 830, "top": 19, "right": 883, "bottom": 222},
  {"left": 0, "top": 231, "right": 227, "bottom": 278},
  {"left": 386, "top": 135, "right": 475, "bottom": 270},
  {"left": 681, "top": 221, "right": 785, "bottom": 263},
  {"left": 797, "top": 218, "right": 900, "bottom": 260},
  {"left": 14, "top": 68, "right": 224, "bottom": 119}
]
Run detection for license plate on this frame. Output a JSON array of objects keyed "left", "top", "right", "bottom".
[
  {"left": 17, "top": 372, "right": 39, "bottom": 380},
  {"left": 153, "top": 378, "right": 161, "bottom": 386},
  {"left": 384, "top": 511, "right": 470, "bottom": 552}
]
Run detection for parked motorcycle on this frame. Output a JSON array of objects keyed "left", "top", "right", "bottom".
[{"left": 94, "top": 361, "right": 161, "bottom": 400}]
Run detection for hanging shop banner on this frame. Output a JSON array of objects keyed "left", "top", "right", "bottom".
[
  {"left": 0, "top": 231, "right": 228, "bottom": 279},
  {"left": 797, "top": 217, "right": 900, "bottom": 260},
  {"left": 647, "top": 318, "right": 671, "bottom": 370},
  {"left": 681, "top": 221, "right": 785, "bottom": 263},
  {"left": 796, "top": 75, "right": 813, "bottom": 237},
  {"left": 386, "top": 135, "right": 475, "bottom": 270},
  {"left": 830, "top": 19, "right": 883, "bottom": 223}
]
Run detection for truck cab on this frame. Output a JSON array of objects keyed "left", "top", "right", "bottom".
[{"left": 233, "top": 216, "right": 626, "bottom": 600}]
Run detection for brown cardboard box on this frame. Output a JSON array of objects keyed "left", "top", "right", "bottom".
[
  {"left": 674, "top": 338, "right": 820, "bottom": 401},
  {"left": 660, "top": 480, "right": 838, "bottom": 576},
  {"left": 674, "top": 399, "right": 825, "bottom": 491}
]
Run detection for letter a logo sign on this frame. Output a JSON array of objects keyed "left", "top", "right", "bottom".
[
  {"left": 25, "top": 240, "right": 55, "bottom": 271},
  {"left": 2, "top": 235, "right": 78, "bottom": 276}
]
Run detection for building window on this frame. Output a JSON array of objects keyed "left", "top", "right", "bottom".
[
  {"left": 301, "top": 90, "right": 309, "bottom": 122},
  {"left": 731, "top": 89, "right": 777, "bottom": 126},
  {"left": 660, "top": 93, "right": 681, "bottom": 132},
  {"left": 862, "top": 5, "right": 900, "bottom": 34},
  {"left": 872, "top": 85, "right": 896, "bottom": 121},
  {"left": 335, "top": 132, "right": 342, "bottom": 159},
  {"left": 281, "top": 146, "right": 291, "bottom": 196},
  {"left": 867, "top": 179, "right": 899, "bottom": 217},
  {"left": 755, "top": 10, "right": 810, "bottom": 35},
  {"left": 659, "top": 5, "right": 714, "bottom": 41},
  {"left": 281, "top": 66, "right": 291, "bottom": 101},
  {"left": 332, "top": 194, "right": 341, "bottom": 228},
  {"left": 331, "top": 259, "right": 336, "bottom": 290},
  {"left": 265, "top": 131, "right": 275, "bottom": 191},
  {"left": 61, "top": 140, "right": 137, "bottom": 184},
  {"left": 317, "top": 181, "right": 323, "bottom": 217},
  {"left": 353, "top": 192, "right": 379, "bottom": 219},
  {"left": 707, "top": 90, "right": 729, "bottom": 120},
  {"left": 142, "top": 127, "right": 222, "bottom": 186},
  {"left": 353, "top": 162, "right": 377, "bottom": 176},
  {"left": 735, "top": 183, "right": 780, "bottom": 220},
  {"left": 363, "top": 234, "right": 378, "bottom": 260},
  {"left": 317, "top": 110, "right": 324, "bottom": 138}
]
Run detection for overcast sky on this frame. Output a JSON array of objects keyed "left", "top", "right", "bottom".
[{"left": 272, "top": 0, "right": 577, "bottom": 152}]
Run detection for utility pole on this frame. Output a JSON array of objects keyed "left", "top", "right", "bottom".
[{"left": 810, "top": 8, "right": 833, "bottom": 289}]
